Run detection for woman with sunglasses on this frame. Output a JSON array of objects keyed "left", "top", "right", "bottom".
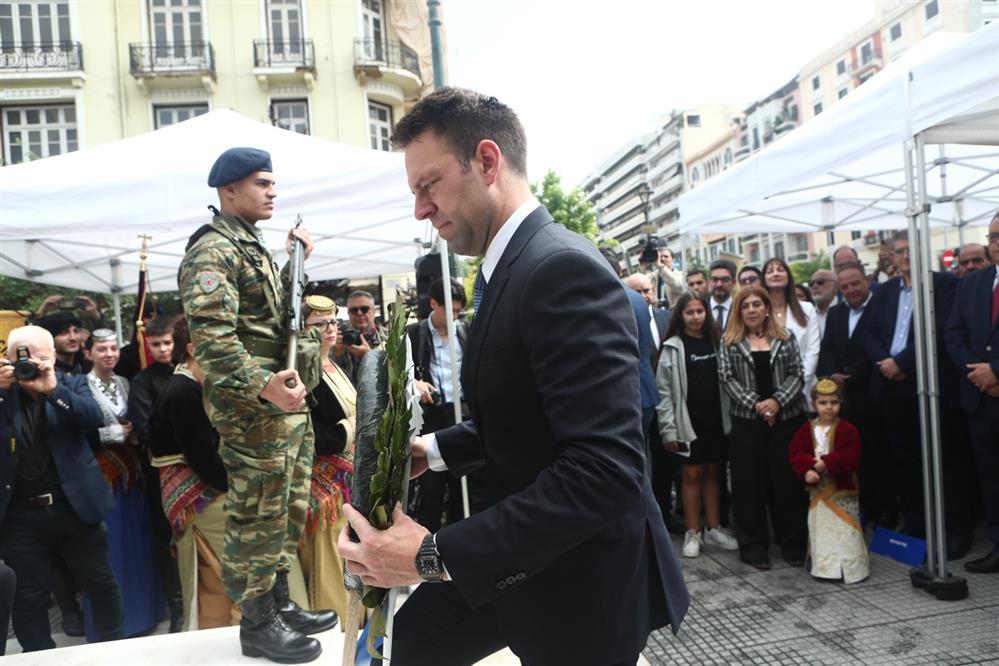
[
  {"left": 763, "top": 258, "right": 821, "bottom": 403},
  {"left": 299, "top": 295, "right": 356, "bottom": 626}
]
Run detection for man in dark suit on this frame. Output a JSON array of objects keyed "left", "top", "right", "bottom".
[
  {"left": 862, "top": 231, "right": 972, "bottom": 557},
  {"left": 339, "top": 88, "right": 688, "bottom": 666},
  {"left": 946, "top": 214, "right": 999, "bottom": 573},
  {"left": 0, "top": 325, "right": 124, "bottom": 652},
  {"left": 818, "top": 262, "right": 897, "bottom": 527}
]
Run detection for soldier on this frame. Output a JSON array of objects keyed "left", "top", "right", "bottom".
[{"left": 178, "top": 147, "right": 336, "bottom": 663}]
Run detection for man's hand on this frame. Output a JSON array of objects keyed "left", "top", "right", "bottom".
[
  {"left": 77, "top": 296, "right": 101, "bottom": 322},
  {"left": 38, "top": 294, "right": 64, "bottom": 316},
  {"left": 259, "top": 369, "right": 306, "bottom": 411},
  {"left": 967, "top": 363, "right": 999, "bottom": 392},
  {"left": 0, "top": 361, "right": 14, "bottom": 391},
  {"left": 663, "top": 440, "right": 680, "bottom": 453},
  {"left": 410, "top": 436, "right": 430, "bottom": 479},
  {"left": 878, "top": 358, "right": 904, "bottom": 380},
  {"left": 19, "top": 358, "right": 57, "bottom": 396},
  {"left": 347, "top": 334, "right": 371, "bottom": 360},
  {"left": 414, "top": 380, "right": 437, "bottom": 405},
  {"left": 338, "top": 503, "right": 428, "bottom": 589},
  {"left": 987, "top": 385, "right": 999, "bottom": 398},
  {"left": 831, "top": 373, "right": 851, "bottom": 386},
  {"left": 287, "top": 226, "right": 315, "bottom": 261}
]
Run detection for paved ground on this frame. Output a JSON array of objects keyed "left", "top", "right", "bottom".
[
  {"left": 643, "top": 526, "right": 999, "bottom": 665},
  {"left": 6, "top": 528, "right": 997, "bottom": 664}
]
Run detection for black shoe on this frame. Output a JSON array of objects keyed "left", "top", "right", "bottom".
[
  {"left": 964, "top": 545, "right": 999, "bottom": 574},
  {"left": 272, "top": 570, "right": 338, "bottom": 635},
  {"left": 946, "top": 533, "right": 973, "bottom": 561},
  {"left": 663, "top": 512, "right": 686, "bottom": 536},
  {"left": 240, "top": 591, "right": 321, "bottom": 664},
  {"left": 876, "top": 511, "right": 899, "bottom": 531},
  {"left": 169, "top": 605, "right": 184, "bottom": 633},
  {"left": 60, "top": 607, "right": 84, "bottom": 637}
]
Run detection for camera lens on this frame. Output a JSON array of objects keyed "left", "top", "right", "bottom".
[{"left": 14, "top": 360, "right": 39, "bottom": 381}]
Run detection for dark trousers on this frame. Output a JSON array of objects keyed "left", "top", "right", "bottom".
[
  {"left": 0, "top": 561, "right": 14, "bottom": 656},
  {"left": 648, "top": 412, "right": 680, "bottom": 522},
  {"left": 847, "top": 404, "right": 897, "bottom": 521},
  {"left": 390, "top": 582, "right": 639, "bottom": 666},
  {"left": 0, "top": 496, "right": 123, "bottom": 651},
  {"left": 968, "top": 397, "right": 999, "bottom": 544},
  {"left": 729, "top": 415, "right": 808, "bottom": 563},
  {"left": 881, "top": 381, "right": 972, "bottom": 537}
]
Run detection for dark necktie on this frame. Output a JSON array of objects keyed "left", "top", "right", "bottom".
[
  {"left": 991, "top": 278, "right": 999, "bottom": 328},
  {"left": 715, "top": 305, "right": 726, "bottom": 332},
  {"left": 473, "top": 270, "right": 487, "bottom": 314}
]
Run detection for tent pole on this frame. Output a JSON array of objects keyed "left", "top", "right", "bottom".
[
  {"left": 437, "top": 238, "right": 470, "bottom": 519},
  {"left": 110, "top": 258, "right": 123, "bottom": 345},
  {"left": 903, "top": 140, "right": 937, "bottom": 577}
]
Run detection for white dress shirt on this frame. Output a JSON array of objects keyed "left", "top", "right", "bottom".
[{"left": 711, "top": 296, "right": 732, "bottom": 333}]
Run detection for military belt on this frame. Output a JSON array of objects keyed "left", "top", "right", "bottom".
[{"left": 241, "top": 334, "right": 285, "bottom": 361}]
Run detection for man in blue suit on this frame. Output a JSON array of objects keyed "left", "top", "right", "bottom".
[
  {"left": 862, "top": 231, "right": 972, "bottom": 558},
  {"left": 946, "top": 213, "right": 999, "bottom": 573},
  {"left": 339, "top": 88, "right": 688, "bottom": 666},
  {"left": 0, "top": 326, "right": 123, "bottom": 652}
]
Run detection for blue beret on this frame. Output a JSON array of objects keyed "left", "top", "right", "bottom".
[{"left": 207, "top": 147, "right": 272, "bottom": 187}]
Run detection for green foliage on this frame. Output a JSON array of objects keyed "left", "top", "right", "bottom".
[
  {"left": 530, "top": 170, "right": 598, "bottom": 244},
  {"left": 361, "top": 293, "right": 416, "bottom": 656},
  {"left": 789, "top": 252, "right": 831, "bottom": 286}
]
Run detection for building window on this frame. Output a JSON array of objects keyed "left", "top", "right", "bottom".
[
  {"left": 267, "top": 0, "right": 304, "bottom": 63},
  {"left": 368, "top": 101, "right": 392, "bottom": 151},
  {"left": 270, "top": 99, "right": 309, "bottom": 134},
  {"left": 813, "top": 102, "right": 823, "bottom": 115},
  {"left": 774, "top": 241, "right": 785, "bottom": 261},
  {"left": 860, "top": 42, "right": 874, "bottom": 65},
  {"left": 752, "top": 127, "right": 760, "bottom": 151},
  {"left": 925, "top": 0, "right": 939, "bottom": 20},
  {"left": 154, "top": 103, "right": 208, "bottom": 129},
  {"left": 858, "top": 71, "right": 875, "bottom": 84},
  {"left": 851, "top": 231, "right": 862, "bottom": 240},
  {"left": 838, "top": 88, "right": 848, "bottom": 99},
  {"left": 812, "top": 75, "right": 820, "bottom": 90},
  {"left": 2, "top": 104, "right": 77, "bottom": 164},
  {"left": 890, "top": 22, "right": 902, "bottom": 41},
  {"left": 150, "top": 0, "right": 204, "bottom": 59},
  {"left": 690, "top": 167, "right": 700, "bottom": 183},
  {"left": 361, "top": 0, "right": 385, "bottom": 60},
  {"left": 836, "top": 59, "right": 846, "bottom": 76},
  {"left": 0, "top": 1, "right": 72, "bottom": 50},
  {"left": 827, "top": 232, "right": 836, "bottom": 246},
  {"left": 723, "top": 147, "right": 732, "bottom": 166},
  {"left": 686, "top": 114, "right": 701, "bottom": 128}
]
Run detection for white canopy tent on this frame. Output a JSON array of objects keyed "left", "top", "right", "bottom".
[
  {"left": 678, "top": 25, "right": 999, "bottom": 239},
  {"left": 0, "top": 109, "right": 430, "bottom": 296}
]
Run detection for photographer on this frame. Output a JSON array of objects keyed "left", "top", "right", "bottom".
[
  {"left": 0, "top": 326, "right": 124, "bottom": 651},
  {"left": 640, "top": 236, "right": 684, "bottom": 309}
]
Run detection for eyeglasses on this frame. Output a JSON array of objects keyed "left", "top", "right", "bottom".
[
  {"left": 710, "top": 276, "right": 732, "bottom": 283},
  {"left": 347, "top": 306, "right": 372, "bottom": 315},
  {"left": 989, "top": 232, "right": 999, "bottom": 243},
  {"left": 307, "top": 319, "right": 337, "bottom": 330},
  {"left": 809, "top": 278, "right": 830, "bottom": 287},
  {"left": 739, "top": 276, "right": 759, "bottom": 285}
]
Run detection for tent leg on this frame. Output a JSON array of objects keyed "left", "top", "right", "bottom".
[
  {"left": 110, "top": 258, "right": 124, "bottom": 345},
  {"left": 437, "top": 239, "right": 470, "bottom": 519}
]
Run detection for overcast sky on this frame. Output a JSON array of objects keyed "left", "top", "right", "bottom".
[{"left": 444, "top": 0, "right": 876, "bottom": 188}]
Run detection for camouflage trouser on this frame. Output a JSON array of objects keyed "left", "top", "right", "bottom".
[{"left": 217, "top": 412, "right": 314, "bottom": 603}]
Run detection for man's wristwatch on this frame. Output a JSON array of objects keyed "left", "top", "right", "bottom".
[{"left": 415, "top": 533, "right": 444, "bottom": 583}]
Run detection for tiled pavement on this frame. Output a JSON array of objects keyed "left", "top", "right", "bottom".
[{"left": 643, "top": 528, "right": 999, "bottom": 665}]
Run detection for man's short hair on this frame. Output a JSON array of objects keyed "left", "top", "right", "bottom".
[
  {"left": 6, "top": 326, "right": 54, "bottom": 359},
  {"left": 833, "top": 246, "right": 859, "bottom": 261},
  {"left": 893, "top": 229, "right": 908, "bottom": 242},
  {"left": 686, "top": 269, "right": 706, "bottom": 279},
  {"left": 835, "top": 261, "right": 866, "bottom": 277},
  {"left": 430, "top": 278, "right": 466, "bottom": 307},
  {"left": 708, "top": 259, "right": 737, "bottom": 278},
  {"left": 145, "top": 314, "right": 174, "bottom": 338},
  {"left": 599, "top": 247, "right": 624, "bottom": 277},
  {"left": 347, "top": 290, "right": 374, "bottom": 303},
  {"left": 390, "top": 87, "right": 528, "bottom": 177}
]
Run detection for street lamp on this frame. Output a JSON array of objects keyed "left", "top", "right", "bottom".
[{"left": 637, "top": 183, "right": 653, "bottom": 226}]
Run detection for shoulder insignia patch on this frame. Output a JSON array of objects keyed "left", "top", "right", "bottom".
[{"left": 197, "top": 271, "right": 222, "bottom": 294}]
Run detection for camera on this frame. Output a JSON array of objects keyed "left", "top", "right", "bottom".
[
  {"left": 340, "top": 325, "right": 362, "bottom": 347},
  {"left": 59, "top": 297, "right": 86, "bottom": 310},
  {"left": 13, "top": 346, "right": 39, "bottom": 381},
  {"left": 637, "top": 234, "right": 665, "bottom": 265}
]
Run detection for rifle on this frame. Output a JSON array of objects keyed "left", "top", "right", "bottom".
[{"left": 285, "top": 214, "right": 305, "bottom": 388}]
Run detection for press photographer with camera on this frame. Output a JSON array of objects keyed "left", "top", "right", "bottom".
[
  {"left": 0, "top": 325, "right": 124, "bottom": 652},
  {"left": 639, "top": 234, "right": 685, "bottom": 309},
  {"left": 36, "top": 294, "right": 106, "bottom": 333}
]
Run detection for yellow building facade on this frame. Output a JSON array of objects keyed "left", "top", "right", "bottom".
[{"left": 1, "top": 0, "right": 436, "bottom": 164}]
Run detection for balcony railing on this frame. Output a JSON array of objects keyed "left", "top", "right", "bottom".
[
  {"left": 253, "top": 39, "right": 315, "bottom": 69},
  {"left": 129, "top": 42, "right": 215, "bottom": 78},
  {"left": 0, "top": 42, "right": 83, "bottom": 73},
  {"left": 353, "top": 38, "right": 420, "bottom": 80}
]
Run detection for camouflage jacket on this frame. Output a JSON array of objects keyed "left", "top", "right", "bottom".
[{"left": 178, "top": 212, "right": 318, "bottom": 418}]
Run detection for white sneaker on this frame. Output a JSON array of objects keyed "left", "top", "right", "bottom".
[
  {"left": 682, "top": 530, "right": 702, "bottom": 558},
  {"left": 703, "top": 526, "right": 739, "bottom": 551}
]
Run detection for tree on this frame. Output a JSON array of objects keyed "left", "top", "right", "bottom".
[
  {"left": 530, "top": 170, "right": 598, "bottom": 244},
  {"left": 789, "top": 252, "right": 831, "bottom": 286}
]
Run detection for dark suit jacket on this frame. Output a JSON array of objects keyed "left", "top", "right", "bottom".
[
  {"left": 817, "top": 299, "right": 875, "bottom": 415},
  {"left": 627, "top": 288, "right": 660, "bottom": 410},
  {"left": 434, "top": 206, "right": 688, "bottom": 664},
  {"left": 862, "top": 272, "right": 958, "bottom": 402},
  {"left": 945, "top": 266, "right": 999, "bottom": 415},
  {"left": 0, "top": 372, "right": 113, "bottom": 525},
  {"left": 651, "top": 306, "right": 670, "bottom": 346}
]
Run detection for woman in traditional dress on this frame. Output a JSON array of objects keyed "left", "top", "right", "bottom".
[
  {"left": 83, "top": 328, "right": 162, "bottom": 637},
  {"left": 298, "top": 295, "right": 356, "bottom": 625},
  {"left": 789, "top": 378, "right": 869, "bottom": 583}
]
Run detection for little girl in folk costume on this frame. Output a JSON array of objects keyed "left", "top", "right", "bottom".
[{"left": 788, "top": 378, "right": 869, "bottom": 583}]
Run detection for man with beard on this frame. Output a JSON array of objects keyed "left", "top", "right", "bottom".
[{"left": 809, "top": 269, "right": 837, "bottom": 337}]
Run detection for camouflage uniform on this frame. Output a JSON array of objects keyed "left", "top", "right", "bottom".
[{"left": 178, "top": 211, "right": 320, "bottom": 603}]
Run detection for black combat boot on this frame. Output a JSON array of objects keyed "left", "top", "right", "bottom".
[
  {"left": 272, "top": 569, "right": 339, "bottom": 635},
  {"left": 239, "top": 590, "right": 321, "bottom": 663}
]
